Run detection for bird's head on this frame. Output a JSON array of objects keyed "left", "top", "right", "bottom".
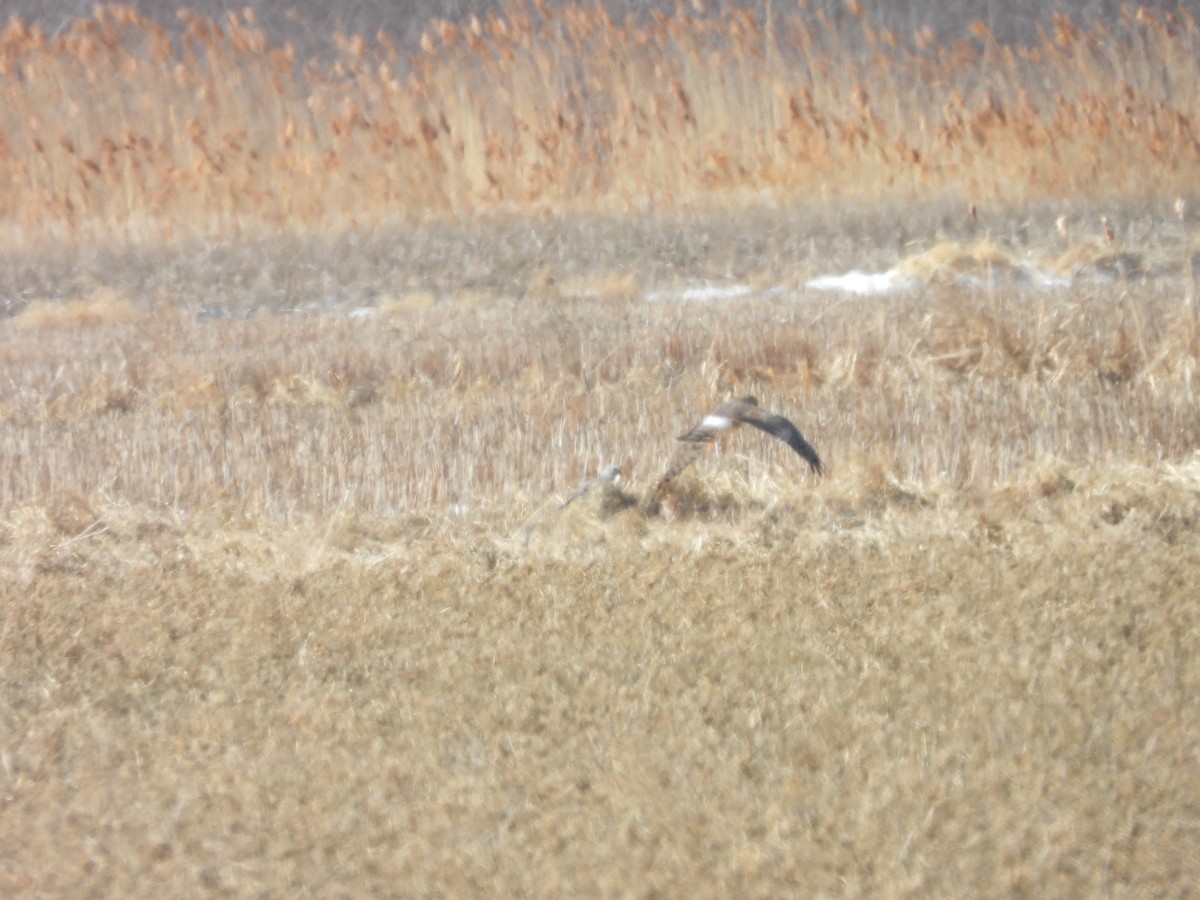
[
  {"left": 739, "top": 395, "right": 758, "bottom": 407},
  {"left": 598, "top": 464, "right": 622, "bottom": 483}
]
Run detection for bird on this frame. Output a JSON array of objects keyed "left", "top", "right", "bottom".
[
  {"left": 650, "top": 395, "right": 822, "bottom": 504},
  {"left": 560, "top": 464, "right": 624, "bottom": 509},
  {"left": 520, "top": 463, "right": 630, "bottom": 546}
]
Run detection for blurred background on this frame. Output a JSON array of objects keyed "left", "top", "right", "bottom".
[{"left": 7, "top": 0, "right": 1186, "bottom": 58}]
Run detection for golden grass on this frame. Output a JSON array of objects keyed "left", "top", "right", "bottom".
[
  {"left": 10, "top": 286, "right": 144, "bottom": 330},
  {"left": 3, "top": 2, "right": 1200, "bottom": 244},
  {"left": 3, "top": 455, "right": 1199, "bottom": 894},
  {"left": 3, "top": 6, "right": 1200, "bottom": 880},
  {"left": 2, "top": 252, "right": 1196, "bottom": 512},
  {"left": 3, "top": 235, "right": 1200, "bottom": 891}
]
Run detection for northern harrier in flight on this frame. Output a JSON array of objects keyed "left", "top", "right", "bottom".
[{"left": 651, "top": 395, "right": 822, "bottom": 503}]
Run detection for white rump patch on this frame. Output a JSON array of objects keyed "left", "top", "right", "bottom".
[{"left": 701, "top": 415, "right": 734, "bottom": 431}]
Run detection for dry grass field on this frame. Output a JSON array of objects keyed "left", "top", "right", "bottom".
[
  {"left": 3, "top": 210, "right": 1200, "bottom": 893},
  {"left": 2, "top": 472, "right": 1199, "bottom": 895},
  {"left": 3, "top": 0, "right": 1200, "bottom": 895}
]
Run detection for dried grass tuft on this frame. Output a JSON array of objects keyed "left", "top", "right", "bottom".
[{"left": 11, "top": 287, "right": 143, "bottom": 329}]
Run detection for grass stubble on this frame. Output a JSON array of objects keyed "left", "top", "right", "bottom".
[
  {"left": 2, "top": 0, "right": 1200, "bottom": 895},
  {"left": 2, "top": 221, "right": 1200, "bottom": 894}
]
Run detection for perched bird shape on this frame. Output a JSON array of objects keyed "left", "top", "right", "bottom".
[
  {"left": 651, "top": 395, "right": 822, "bottom": 504},
  {"left": 560, "top": 464, "right": 624, "bottom": 509}
]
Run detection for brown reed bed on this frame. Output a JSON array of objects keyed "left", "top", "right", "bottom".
[{"left": 2, "top": 2, "right": 1199, "bottom": 245}]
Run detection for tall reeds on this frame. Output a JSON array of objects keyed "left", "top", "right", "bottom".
[{"left": 1, "top": 2, "right": 1198, "bottom": 245}]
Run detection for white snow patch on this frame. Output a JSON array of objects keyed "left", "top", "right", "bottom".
[
  {"left": 805, "top": 263, "right": 1078, "bottom": 296},
  {"left": 645, "top": 283, "right": 755, "bottom": 303},
  {"left": 1018, "top": 266, "right": 1073, "bottom": 289},
  {"left": 804, "top": 269, "right": 913, "bottom": 296}
]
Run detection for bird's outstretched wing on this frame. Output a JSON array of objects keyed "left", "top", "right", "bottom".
[
  {"left": 651, "top": 395, "right": 822, "bottom": 501},
  {"left": 732, "top": 404, "right": 823, "bottom": 475}
]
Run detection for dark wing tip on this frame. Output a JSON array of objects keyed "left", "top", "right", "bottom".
[
  {"left": 784, "top": 429, "right": 823, "bottom": 475},
  {"left": 738, "top": 406, "right": 823, "bottom": 475}
]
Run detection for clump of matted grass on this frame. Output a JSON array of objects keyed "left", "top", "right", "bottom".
[
  {"left": 10, "top": 287, "right": 143, "bottom": 329},
  {"left": 892, "top": 239, "right": 1025, "bottom": 283}
]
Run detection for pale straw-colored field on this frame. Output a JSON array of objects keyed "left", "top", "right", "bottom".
[
  {"left": 3, "top": 2, "right": 1200, "bottom": 895},
  {"left": 4, "top": 226, "right": 1200, "bottom": 893}
]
